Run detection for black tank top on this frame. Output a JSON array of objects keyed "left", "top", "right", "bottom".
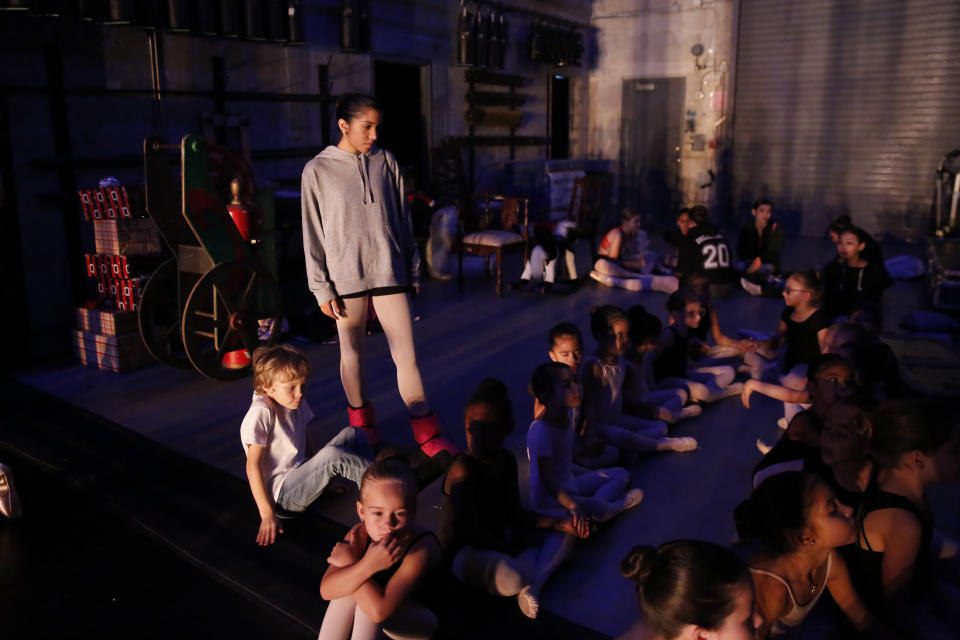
[
  {"left": 851, "top": 485, "right": 933, "bottom": 615},
  {"left": 654, "top": 325, "right": 688, "bottom": 382},
  {"left": 364, "top": 530, "right": 440, "bottom": 587},
  {"left": 439, "top": 452, "right": 517, "bottom": 557}
]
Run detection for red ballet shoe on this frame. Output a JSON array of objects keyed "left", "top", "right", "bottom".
[
  {"left": 409, "top": 412, "right": 459, "bottom": 458},
  {"left": 347, "top": 402, "right": 379, "bottom": 446}
]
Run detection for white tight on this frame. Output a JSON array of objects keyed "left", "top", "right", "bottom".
[
  {"left": 537, "top": 467, "right": 635, "bottom": 522},
  {"left": 318, "top": 594, "right": 437, "bottom": 640},
  {"left": 596, "top": 423, "right": 665, "bottom": 454},
  {"left": 451, "top": 532, "right": 576, "bottom": 599},
  {"left": 592, "top": 258, "right": 678, "bottom": 293},
  {"left": 336, "top": 293, "right": 428, "bottom": 417},
  {"left": 522, "top": 245, "right": 578, "bottom": 282},
  {"left": 660, "top": 365, "right": 738, "bottom": 403}
]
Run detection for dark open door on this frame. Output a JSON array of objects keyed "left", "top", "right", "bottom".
[{"left": 374, "top": 61, "right": 429, "bottom": 192}]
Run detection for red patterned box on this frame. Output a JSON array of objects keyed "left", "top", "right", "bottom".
[
  {"left": 73, "top": 329, "right": 154, "bottom": 372},
  {"left": 95, "top": 276, "right": 145, "bottom": 310},
  {"left": 78, "top": 186, "right": 142, "bottom": 222},
  {"left": 75, "top": 307, "right": 138, "bottom": 336},
  {"left": 85, "top": 253, "right": 164, "bottom": 279},
  {"left": 93, "top": 219, "right": 162, "bottom": 256}
]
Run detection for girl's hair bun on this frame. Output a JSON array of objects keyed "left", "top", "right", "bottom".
[
  {"left": 620, "top": 544, "right": 657, "bottom": 584},
  {"left": 375, "top": 448, "right": 409, "bottom": 465}
]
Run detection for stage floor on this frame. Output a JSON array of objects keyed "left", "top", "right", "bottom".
[{"left": 10, "top": 236, "right": 960, "bottom": 638}]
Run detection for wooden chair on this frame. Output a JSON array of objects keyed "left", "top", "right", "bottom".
[
  {"left": 457, "top": 192, "right": 529, "bottom": 297},
  {"left": 568, "top": 174, "right": 607, "bottom": 258}
]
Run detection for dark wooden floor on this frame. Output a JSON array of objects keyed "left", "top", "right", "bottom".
[{"left": 14, "top": 236, "right": 960, "bottom": 637}]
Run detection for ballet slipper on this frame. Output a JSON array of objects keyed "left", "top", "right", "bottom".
[{"left": 517, "top": 585, "right": 540, "bottom": 619}]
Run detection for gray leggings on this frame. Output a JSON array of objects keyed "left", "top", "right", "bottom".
[
  {"left": 336, "top": 293, "right": 429, "bottom": 417},
  {"left": 317, "top": 594, "right": 437, "bottom": 640}
]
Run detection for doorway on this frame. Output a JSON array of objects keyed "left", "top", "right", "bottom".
[
  {"left": 549, "top": 74, "right": 569, "bottom": 160},
  {"left": 374, "top": 61, "right": 429, "bottom": 192},
  {"left": 620, "top": 77, "right": 684, "bottom": 230}
]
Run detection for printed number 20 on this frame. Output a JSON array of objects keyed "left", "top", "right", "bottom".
[{"left": 703, "top": 244, "right": 730, "bottom": 269}]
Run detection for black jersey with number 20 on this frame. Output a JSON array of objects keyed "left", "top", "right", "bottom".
[{"left": 691, "top": 223, "right": 735, "bottom": 284}]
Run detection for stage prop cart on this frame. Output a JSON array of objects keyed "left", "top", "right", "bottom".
[{"left": 139, "top": 134, "right": 282, "bottom": 380}]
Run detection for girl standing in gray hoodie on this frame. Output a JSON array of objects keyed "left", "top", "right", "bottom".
[{"left": 301, "top": 93, "right": 458, "bottom": 460}]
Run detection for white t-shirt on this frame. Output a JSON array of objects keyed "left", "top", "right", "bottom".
[
  {"left": 526, "top": 418, "right": 576, "bottom": 511},
  {"left": 240, "top": 394, "right": 314, "bottom": 501}
]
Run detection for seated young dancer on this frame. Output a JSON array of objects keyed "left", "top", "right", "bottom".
[
  {"left": 518, "top": 219, "right": 579, "bottom": 291},
  {"left": 590, "top": 208, "right": 678, "bottom": 293},
  {"left": 749, "top": 353, "right": 854, "bottom": 483},
  {"left": 737, "top": 198, "right": 785, "bottom": 297},
  {"left": 852, "top": 398, "right": 960, "bottom": 636},
  {"left": 816, "top": 391, "right": 877, "bottom": 511},
  {"left": 619, "top": 540, "right": 760, "bottom": 640},
  {"left": 643, "top": 290, "right": 743, "bottom": 404},
  {"left": 622, "top": 305, "right": 702, "bottom": 425},
  {"left": 240, "top": 344, "right": 374, "bottom": 546},
  {"left": 319, "top": 453, "right": 442, "bottom": 640},
  {"left": 829, "top": 312, "right": 901, "bottom": 401},
  {"left": 683, "top": 205, "right": 738, "bottom": 298},
  {"left": 735, "top": 471, "right": 892, "bottom": 639},
  {"left": 661, "top": 206, "right": 696, "bottom": 274},
  {"left": 673, "top": 272, "right": 757, "bottom": 362},
  {"left": 822, "top": 225, "right": 893, "bottom": 320},
  {"left": 527, "top": 361, "right": 646, "bottom": 523},
  {"left": 741, "top": 270, "right": 831, "bottom": 426},
  {"left": 546, "top": 322, "right": 619, "bottom": 469},
  {"left": 824, "top": 215, "right": 891, "bottom": 280},
  {"left": 581, "top": 305, "right": 699, "bottom": 455},
  {"left": 441, "top": 379, "right": 588, "bottom": 619}
]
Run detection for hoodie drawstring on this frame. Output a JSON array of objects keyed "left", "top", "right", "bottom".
[{"left": 356, "top": 153, "right": 374, "bottom": 205}]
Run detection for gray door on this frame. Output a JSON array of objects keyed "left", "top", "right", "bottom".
[{"left": 620, "top": 77, "right": 685, "bottom": 230}]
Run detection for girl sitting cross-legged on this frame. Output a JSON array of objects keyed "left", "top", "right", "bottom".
[
  {"left": 527, "top": 362, "right": 646, "bottom": 526},
  {"left": 582, "top": 305, "right": 699, "bottom": 455},
  {"left": 440, "top": 378, "right": 590, "bottom": 619},
  {"left": 643, "top": 290, "right": 743, "bottom": 405}
]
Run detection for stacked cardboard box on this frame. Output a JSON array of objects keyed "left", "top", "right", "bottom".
[
  {"left": 75, "top": 183, "right": 160, "bottom": 372},
  {"left": 73, "top": 308, "right": 154, "bottom": 372}
]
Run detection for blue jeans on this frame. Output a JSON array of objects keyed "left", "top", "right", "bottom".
[{"left": 276, "top": 427, "right": 374, "bottom": 512}]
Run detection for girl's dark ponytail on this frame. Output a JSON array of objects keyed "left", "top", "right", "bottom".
[{"left": 734, "top": 471, "right": 814, "bottom": 554}]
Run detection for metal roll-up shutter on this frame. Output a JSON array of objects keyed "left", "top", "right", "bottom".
[{"left": 731, "top": 0, "right": 960, "bottom": 237}]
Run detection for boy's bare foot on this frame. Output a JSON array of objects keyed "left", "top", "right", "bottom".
[{"left": 756, "top": 438, "right": 772, "bottom": 455}]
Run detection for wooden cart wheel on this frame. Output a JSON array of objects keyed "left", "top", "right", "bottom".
[
  {"left": 181, "top": 258, "right": 282, "bottom": 380},
  {"left": 139, "top": 257, "right": 190, "bottom": 368}
]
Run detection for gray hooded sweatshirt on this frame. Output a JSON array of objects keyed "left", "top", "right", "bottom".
[{"left": 301, "top": 145, "right": 420, "bottom": 305}]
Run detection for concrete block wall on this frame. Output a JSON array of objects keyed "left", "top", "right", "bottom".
[{"left": 588, "top": 0, "right": 734, "bottom": 211}]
